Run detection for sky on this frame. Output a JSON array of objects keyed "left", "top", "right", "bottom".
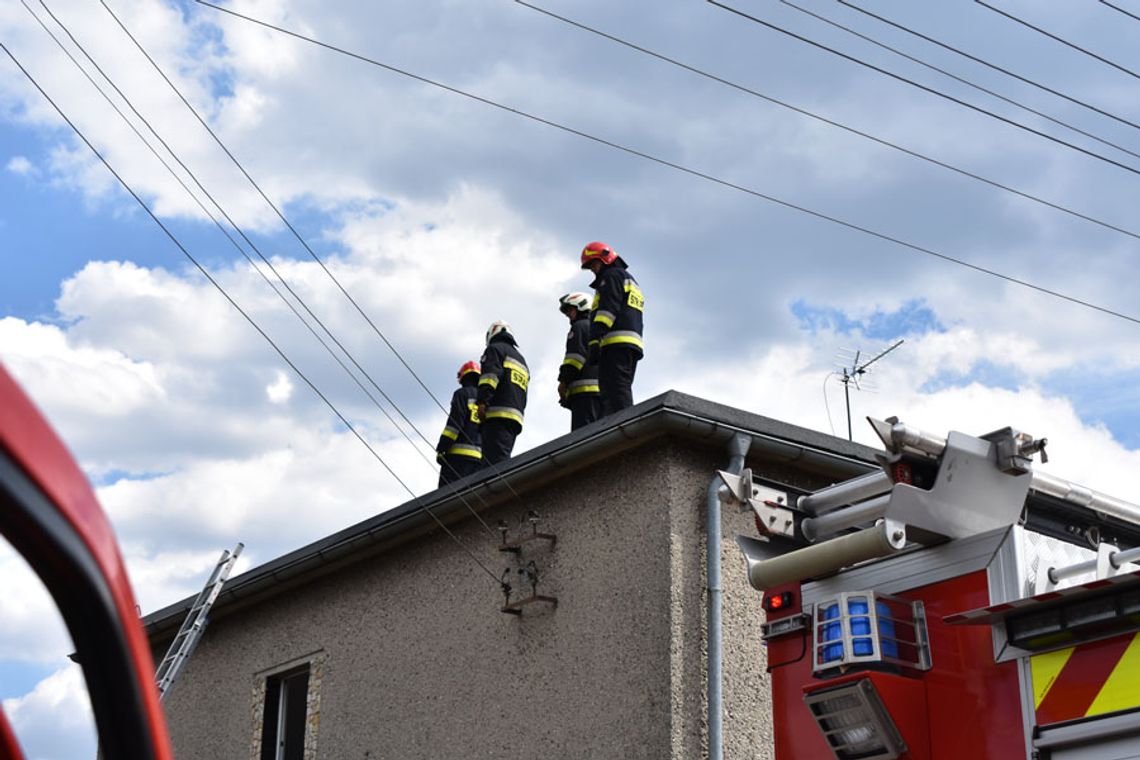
[{"left": 2, "top": 0, "right": 1140, "bottom": 756}]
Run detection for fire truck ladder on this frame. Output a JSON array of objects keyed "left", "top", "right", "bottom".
[
  {"left": 154, "top": 543, "right": 243, "bottom": 700},
  {"left": 725, "top": 418, "right": 1140, "bottom": 591}
]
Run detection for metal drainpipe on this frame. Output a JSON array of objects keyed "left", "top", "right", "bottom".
[{"left": 707, "top": 432, "right": 751, "bottom": 760}]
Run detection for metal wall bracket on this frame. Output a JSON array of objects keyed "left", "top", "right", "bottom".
[
  {"left": 498, "top": 511, "right": 557, "bottom": 553},
  {"left": 501, "top": 594, "right": 559, "bottom": 616},
  {"left": 499, "top": 560, "right": 557, "bottom": 615},
  {"left": 717, "top": 469, "right": 795, "bottom": 538}
]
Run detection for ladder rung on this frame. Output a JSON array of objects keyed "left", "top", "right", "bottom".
[{"left": 155, "top": 543, "right": 242, "bottom": 700}]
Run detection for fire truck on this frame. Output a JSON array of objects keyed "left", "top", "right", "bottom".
[{"left": 723, "top": 417, "right": 1140, "bottom": 760}]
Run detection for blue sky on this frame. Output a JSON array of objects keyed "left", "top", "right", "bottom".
[{"left": 3, "top": 0, "right": 1140, "bottom": 757}]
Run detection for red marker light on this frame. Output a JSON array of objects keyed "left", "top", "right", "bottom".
[{"left": 763, "top": 591, "right": 794, "bottom": 612}]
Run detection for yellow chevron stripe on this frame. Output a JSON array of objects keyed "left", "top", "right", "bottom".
[
  {"left": 1032, "top": 647, "right": 1074, "bottom": 709},
  {"left": 1087, "top": 633, "right": 1140, "bottom": 716}
]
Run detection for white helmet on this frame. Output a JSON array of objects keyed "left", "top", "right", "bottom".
[
  {"left": 485, "top": 320, "right": 512, "bottom": 345},
  {"left": 558, "top": 292, "right": 591, "bottom": 313}
]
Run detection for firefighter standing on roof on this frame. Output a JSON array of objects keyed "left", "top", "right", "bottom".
[
  {"left": 435, "top": 360, "right": 483, "bottom": 487},
  {"left": 557, "top": 292, "right": 601, "bottom": 431},
  {"left": 476, "top": 321, "right": 529, "bottom": 465},
  {"left": 581, "top": 241, "right": 644, "bottom": 415}
]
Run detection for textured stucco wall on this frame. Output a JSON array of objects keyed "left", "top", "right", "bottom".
[
  {"left": 665, "top": 442, "right": 836, "bottom": 760},
  {"left": 160, "top": 435, "right": 838, "bottom": 759}
]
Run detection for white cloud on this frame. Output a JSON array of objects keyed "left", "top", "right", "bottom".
[
  {"left": 3, "top": 4, "right": 1140, "bottom": 759},
  {"left": 0, "top": 182, "right": 579, "bottom": 620},
  {"left": 0, "top": 315, "right": 165, "bottom": 417},
  {"left": 662, "top": 322, "right": 1140, "bottom": 504},
  {"left": 0, "top": 543, "right": 72, "bottom": 663},
  {"left": 266, "top": 368, "right": 293, "bottom": 403},
  {"left": 3, "top": 665, "right": 96, "bottom": 760},
  {"left": 5, "top": 155, "right": 35, "bottom": 176},
  {"left": 328, "top": 183, "right": 574, "bottom": 351}
]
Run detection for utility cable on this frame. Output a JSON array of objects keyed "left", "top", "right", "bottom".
[
  {"left": 39, "top": 0, "right": 499, "bottom": 532},
  {"left": 104, "top": 0, "right": 529, "bottom": 506},
  {"left": 706, "top": 0, "right": 1140, "bottom": 176},
  {"left": 515, "top": 1, "right": 1140, "bottom": 242},
  {"left": 28, "top": 0, "right": 495, "bottom": 532},
  {"left": 0, "top": 42, "right": 506, "bottom": 587},
  {"left": 822, "top": 373, "right": 837, "bottom": 436},
  {"left": 777, "top": 0, "right": 1140, "bottom": 162},
  {"left": 33, "top": 0, "right": 424, "bottom": 462},
  {"left": 23, "top": 1, "right": 418, "bottom": 458},
  {"left": 976, "top": 0, "right": 1140, "bottom": 81},
  {"left": 99, "top": 0, "right": 447, "bottom": 419},
  {"left": 1100, "top": 0, "right": 1140, "bottom": 24},
  {"left": 838, "top": 0, "right": 1140, "bottom": 133},
  {"left": 195, "top": 0, "right": 1140, "bottom": 327}
]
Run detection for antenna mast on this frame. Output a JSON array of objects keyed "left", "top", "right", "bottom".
[{"left": 838, "top": 339, "right": 904, "bottom": 441}]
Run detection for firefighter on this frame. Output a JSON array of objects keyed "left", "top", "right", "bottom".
[
  {"left": 435, "top": 360, "right": 483, "bottom": 487},
  {"left": 476, "top": 321, "right": 529, "bottom": 466},
  {"left": 581, "top": 241, "right": 644, "bottom": 416},
  {"left": 557, "top": 292, "right": 601, "bottom": 431}
]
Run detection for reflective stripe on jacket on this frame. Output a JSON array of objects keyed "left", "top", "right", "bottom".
[
  {"left": 559, "top": 317, "right": 599, "bottom": 396},
  {"left": 478, "top": 334, "right": 529, "bottom": 430},
  {"left": 446, "top": 443, "right": 482, "bottom": 460},
  {"left": 589, "top": 263, "right": 644, "bottom": 357},
  {"left": 436, "top": 385, "right": 481, "bottom": 461},
  {"left": 568, "top": 378, "right": 600, "bottom": 396}
]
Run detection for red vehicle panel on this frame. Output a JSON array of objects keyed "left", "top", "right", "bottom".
[
  {"left": 766, "top": 571, "right": 1025, "bottom": 759},
  {"left": 0, "top": 365, "right": 173, "bottom": 760}
]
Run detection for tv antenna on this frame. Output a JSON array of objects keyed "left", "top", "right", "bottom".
[{"left": 834, "top": 339, "right": 904, "bottom": 441}]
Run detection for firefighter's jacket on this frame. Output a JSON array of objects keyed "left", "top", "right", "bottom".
[
  {"left": 436, "top": 385, "right": 482, "bottom": 462},
  {"left": 589, "top": 261, "right": 644, "bottom": 357},
  {"left": 559, "top": 317, "right": 600, "bottom": 400},
  {"left": 478, "top": 334, "right": 529, "bottom": 429}
]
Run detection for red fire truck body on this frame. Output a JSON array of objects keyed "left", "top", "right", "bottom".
[
  {"left": 765, "top": 570, "right": 1026, "bottom": 759},
  {"left": 730, "top": 418, "right": 1140, "bottom": 760},
  {"left": 0, "top": 366, "right": 174, "bottom": 760}
]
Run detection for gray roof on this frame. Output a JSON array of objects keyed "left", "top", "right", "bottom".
[{"left": 143, "top": 390, "right": 878, "bottom": 638}]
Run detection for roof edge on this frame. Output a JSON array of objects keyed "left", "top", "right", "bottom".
[{"left": 143, "top": 391, "right": 878, "bottom": 636}]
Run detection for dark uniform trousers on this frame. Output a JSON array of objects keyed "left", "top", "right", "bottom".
[
  {"left": 599, "top": 346, "right": 639, "bottom": 416},
  {"left": 481, "top": 420, "right": 519, "bottom": 466},
  {"left": 569, "top": 395, "right": 602, "bottom": 430},
  {"left": 438, "top": 454, "right": 482, "bottom": 487}
]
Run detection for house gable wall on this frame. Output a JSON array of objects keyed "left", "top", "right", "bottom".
[{"left": 161, "top": 433, "right": 845, "bottom": 759}]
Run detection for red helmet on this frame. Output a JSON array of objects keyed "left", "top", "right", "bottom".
[
  {"left": 457, "top": 360, "right": 480, "bottom": 383},
  {"left": 581, "top": 241, "right": 618, "bottom": 269}
]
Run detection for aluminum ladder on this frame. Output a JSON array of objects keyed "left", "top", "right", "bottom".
[{"left": 154, "top": 543, "right": 243, "bottom": 700}]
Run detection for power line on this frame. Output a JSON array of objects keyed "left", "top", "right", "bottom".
[
  {"left": 514, "top": 0, "right": 1140, "bottom": 242},
  {"left": 705, "top": 0, "right": 1140, "bottom": 176},
  {"left": 99, "top": 0, "right": 528, "bottom": 505},
  {"left": 37, "top": 0, "right": 498, "bottom": 532},
  {"left": 776, "top": 0, "right": 1140, "bottom": 163},
  {"left": 976, "top": 0, "right": 1140, "bottom": 80},
  {"left": 194, "top": 0, "right": 1140, "bottom": 327},
  {"left": 822, "top": 373, "right": 837, "bottom": 436},
  {"left": 1100, "top": 0, "right": 1140, "bottom": 24},
  {"left": 838, "top": 0, "right": 1140, "bottom": 133},
  {"left": 98, "top": 0, "right": 447, "bottom": 420},
  {"left": 33, "top": 0, "right": 422, "bottom": 455},
  {"left": 0, "top": 41, "right": 506, "bottom": 587},
  {"left": 23, "top": 1, "right": 414, "bottom": 453}
]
